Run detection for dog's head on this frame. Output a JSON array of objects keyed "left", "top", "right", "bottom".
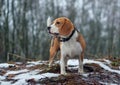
[{"left": 47, "top": 17, "right": 74, "bottom": 37}]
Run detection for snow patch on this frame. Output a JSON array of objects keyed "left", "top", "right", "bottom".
[
  {"left": 5, "top": 69, "right": 29, "bottom": 76},
  {"left": 68, "top": 59, "right": 120, "bottom": 74},
  {"left": 67, "top": 59, "right": 78, "bottom": 66},
  {"left": 99, "top": 82, "right": 118, "bottom": 85},
  {"left": 0, "top": 76, "right": 5, "bottom": 80},
  {"left": 13, "top": 72, "right": 59, "bottom": 80},
  {"left": 0, "top": 81, "right": 12, "bottom": 85},
  {"left": 82, "top": 73, "right": 89, "bottom": 77},
  {"left": 0, "top": 63, "right": 14, "bottom": 68},
  {"left": 13, "top": 72, "right": 59, "bottom": 85},
  {"left": 12, "top": 79, "right": 27, "bottom": 85},
  {"left": 13, "top": 70, "right": 40, "bottom": 80},
  {"left": 41, "top": 73, "right": 59, "bottom": 78},
  {"left": 84, "top": 59, "right": 120, "bottom": 74},
  {"left": 103, "top": 59, "right": 111, "bottom": 64},
  {"left": 26, "top": 61, "right": 46, "bottom": 67}
]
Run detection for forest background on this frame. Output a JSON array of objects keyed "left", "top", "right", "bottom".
[{"left": 0, "top": 0, "right": 120, "bottom": 62}]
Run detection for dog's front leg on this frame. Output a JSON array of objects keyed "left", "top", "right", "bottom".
[
  {"left": 60, "top": 55, "right": 66, "bottom": 75},
  {"left": 49, "top": 37, "right": 60, "bottom": 67},
  {"left": 49, "top": 48, "right": 58, "bottom": 67}
]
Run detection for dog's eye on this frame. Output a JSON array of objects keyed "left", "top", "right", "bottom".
[{"left": 56, "top": 22, "right": 60, "bottom": 24}]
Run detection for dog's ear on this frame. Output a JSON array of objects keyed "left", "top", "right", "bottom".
[
  {"left": 60, "top": 18, "right": 74, "bottom": 36},
  {"left": 47, "top": 16, "right": 52, "bottom": 27}
]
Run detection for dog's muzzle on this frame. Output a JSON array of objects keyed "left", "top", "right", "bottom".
[{"left": 47, "top": 26, "right": 59, "bottom": 36}]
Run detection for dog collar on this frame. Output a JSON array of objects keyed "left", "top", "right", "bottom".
[{"left": 59, "top": 29, "right": 76, "bottom": 42}]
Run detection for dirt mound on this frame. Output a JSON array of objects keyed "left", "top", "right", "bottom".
[
  {"left": 38, "top": 63, "right": 120, "bottom": 85},
  {"left": 0, "top": 59, "right": 120, "bottom": 85}
]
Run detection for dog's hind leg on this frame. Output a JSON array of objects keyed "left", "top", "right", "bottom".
[{"left": 78, "top": 52, "right": 84, "bottom": 74}]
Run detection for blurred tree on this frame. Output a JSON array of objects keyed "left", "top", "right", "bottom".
[
  {"left": 3, "top": 0, "right": 10, "bottom": 61},
  {"left": 0, "top": 0, "right": 120, "bottom": 62}
]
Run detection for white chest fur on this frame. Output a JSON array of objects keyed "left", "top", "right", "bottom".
[{"left": 60, "top": 31, "right": 82, "bottom": 58}]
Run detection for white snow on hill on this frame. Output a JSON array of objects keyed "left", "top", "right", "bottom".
[
  {"left": 68, "top": 59, "right": 120, "bottom": 74},
  {"left": 0, "top": 59, "right": 120, "bottom": 85},
  {"left": 0, "top": 63, "right": 14, "bottom": 68}
]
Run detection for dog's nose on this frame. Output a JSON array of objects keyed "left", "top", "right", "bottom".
[{"left": 47, "top": 26, "right": 51, "bottom": 30}]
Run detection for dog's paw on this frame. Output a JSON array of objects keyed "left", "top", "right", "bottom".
[
  {"left": 48, "top": 63, "right": 53, "bottom": 68},
  {"left": 78, "top": 69, "right": 84, "bottom": 75},
  {"left": 61, "top": 72, "right": 67, "bottom": 75}
]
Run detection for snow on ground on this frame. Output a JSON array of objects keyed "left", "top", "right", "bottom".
[
  {"left": 0, "top": 59, "right": 120, "bottom": 85},
  {"left": 84, "top": 59, "right": 120, "bottom": 74},
  {"left": 0, "top": 76, "right": 5, "bottom": 80},
  {"left": 0, "top": 60, "right": 59, "bottom": 85},
  {"left": 0, "top": 81, "right": 12, "bottom": 85},
  {"left": 103, "top": 59, "right": 111, "bottom": 64},
  {"left": 12, "top": 72, "right": 59, "bottom": 85},
  {"left": 68, "top": 59, "right": 120, "bottom": 74},
  {"left": 5, "top": 69, "right": 29, "bottom": 76},
  {"left": 0, "top": 63, "right": 14, "bottom": 68},
  {"left": 26, "top": 60, "right": 45, "bottom": 67},
  {"left": 100, "top": 82, "right": 118, "bottom": 85}
]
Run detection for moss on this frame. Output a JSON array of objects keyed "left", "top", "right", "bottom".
[{"left": 111, "top": 61, "right": 120, "bottom": 66}]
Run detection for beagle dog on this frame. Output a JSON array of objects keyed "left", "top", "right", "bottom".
[{"left": 47, "top": 17, "right": 86, "bottom": 75}]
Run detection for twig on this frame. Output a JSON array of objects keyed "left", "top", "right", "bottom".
[{"left": 7, "top": 53, "right": 33, "bottom": 61}]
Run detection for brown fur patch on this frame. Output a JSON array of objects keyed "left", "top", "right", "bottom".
[{"left": 53, "top": 17, "right": 74, "bottom": 36}]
